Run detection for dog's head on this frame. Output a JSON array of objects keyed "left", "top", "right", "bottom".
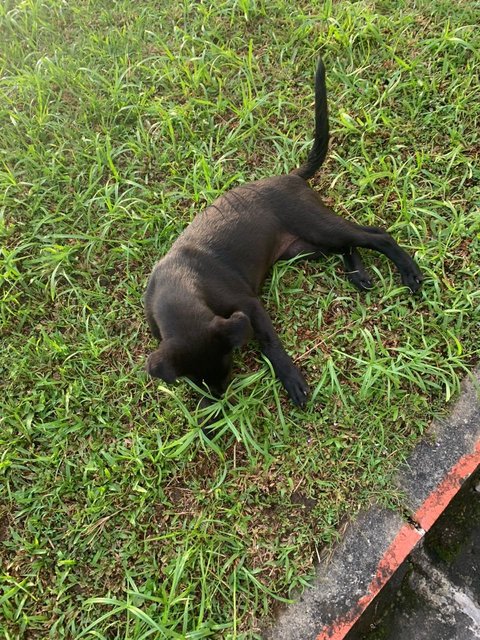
[{"left": 146, "top": 311, "right": 252, "bottom": 396}]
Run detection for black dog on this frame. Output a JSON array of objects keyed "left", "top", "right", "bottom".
[{"left": 144, "top": 59, "right": 423, "bottom": 406}]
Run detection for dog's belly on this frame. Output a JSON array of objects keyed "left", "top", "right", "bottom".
[
  {"left": 274, "top": 233, "right": 298, "bottom": 260},
  {"left": 275, "top": 234, "right": 321, "bottom": 261}
]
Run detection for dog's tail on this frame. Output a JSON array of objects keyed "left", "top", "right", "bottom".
[{"left": 291, "top": 58, "right": 329, "bottom": 181}]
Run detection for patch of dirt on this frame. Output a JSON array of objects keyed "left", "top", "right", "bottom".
[{"left": 0, "top": 505, "right": 12, "bottom": 543}]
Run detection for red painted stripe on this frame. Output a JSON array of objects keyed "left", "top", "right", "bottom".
[
  {"left": 316, "top": 524, "right": 422, "bottom": 640},
  {"left": 414, "top": 441, "right": 480, "bottom": 531},
  {"left": 315, "top": 441, "right": 480, "bottom": 640}
]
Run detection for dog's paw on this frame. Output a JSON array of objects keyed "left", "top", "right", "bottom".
[
  {"left": 401, "top": 267, "right": 424, "bottom": 293},
  {"left": 282, "top": 368, "right": 309, "bottom": 407},
  {"left": 349, "top": 271, "right": 373, "bottom": 292}
]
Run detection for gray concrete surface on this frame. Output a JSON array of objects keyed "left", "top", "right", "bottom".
[
  {"left": 263, "top": 506, "right": 408, "bottom": 640},
  {"left": 396, "top": 370, "right": 480, "bottom": 514},
  {"left": 356, "top": 469, "right": 480, "bottom": 640},
  {"left": 263, "top": 369, "right": 480, "bottom": 640}
]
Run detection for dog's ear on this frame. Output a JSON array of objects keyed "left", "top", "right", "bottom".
[
  {"left": 211, "top": 311, "right": 252, "bottom": 349},
  {"left": 146, "top": 345, "right": 178, "bottom": 383}
]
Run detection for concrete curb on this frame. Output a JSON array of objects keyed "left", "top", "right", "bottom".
[{"left": 265, "top": 369, "right": 480, "bottom": 640}]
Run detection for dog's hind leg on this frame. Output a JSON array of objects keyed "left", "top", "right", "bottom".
[
  {"left": 342, "top": 248, "right": 373, "bottom": 291},
  {"left": 278, "top": 237, "right": 374, "bottom": 292},
  {"left": 286, "top": 201, "right": 423, "bottom": 292},
  {"left": 347, "top": 225, "right": 423, "bottom": 292}
]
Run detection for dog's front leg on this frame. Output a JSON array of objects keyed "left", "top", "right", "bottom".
[{"left": 245, "top": 299, "right": 309, "bottom": 407}]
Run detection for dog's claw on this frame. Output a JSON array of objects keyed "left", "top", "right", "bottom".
[
  {"left": 348, "top": 271, "right": 374, "bottom": 292},
  {"left": 282, "top": 368, "right": 310, "bottom": 407},
  {"left": 355, "top": 277, "right": 373, "bottom": 291},
  {"left": 401, "top": 268, "right": 424, "bottom": 294}
]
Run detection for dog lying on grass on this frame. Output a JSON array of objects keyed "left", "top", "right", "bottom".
[{"left": 144, "top": 58, "right": 423, "bottom": 406}]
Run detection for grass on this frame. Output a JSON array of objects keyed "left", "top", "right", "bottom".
[{"left": 1, "top": 0, "right": 479, "bottom": 637}]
